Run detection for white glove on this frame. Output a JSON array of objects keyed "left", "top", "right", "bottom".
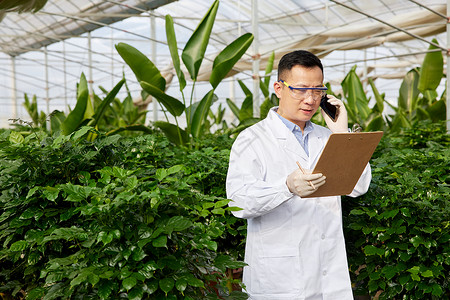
[
  {"left": 321, "top": 95, "right": 349, "bottom": 133},
  {"left": 286, "top": 169, "right": 326, "bottom": 198}
]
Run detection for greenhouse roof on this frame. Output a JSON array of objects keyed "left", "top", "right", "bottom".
[
  {"left": 0, "top": 0, "right": 176, "bottom": 57},
  {"left": 0, "top": 0, "right": 448, "bottom": 127}
]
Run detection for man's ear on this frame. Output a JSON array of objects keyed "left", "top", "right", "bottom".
[{"left": 273, "top": 80, "right": 282, "bottom": 99}]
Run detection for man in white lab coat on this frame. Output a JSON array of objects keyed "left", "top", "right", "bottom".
[{"left": 226, "top": 50, "right": 371, "bottom": 299}]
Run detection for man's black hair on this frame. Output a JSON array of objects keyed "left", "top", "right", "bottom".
[{"left": 277, "top": 50, "right": 323, "bottom": 80}]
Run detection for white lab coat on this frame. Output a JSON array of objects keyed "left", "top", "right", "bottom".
[{"left": 226, "top": 108, "right": 371, "bottom": 300}]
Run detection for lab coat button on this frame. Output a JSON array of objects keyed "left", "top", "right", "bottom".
[
  {"left": 321, "top": 234, "right": 325, "bottom": 240},
  {"left": 323, "top": 270, "right": 327, "bottom": 276}
]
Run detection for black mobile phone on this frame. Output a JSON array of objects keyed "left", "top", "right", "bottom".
[{"left": 320, "top": 94, "right": 337, "bottom": 121}]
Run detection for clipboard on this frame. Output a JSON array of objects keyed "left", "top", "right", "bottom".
[{"left": 304, "top": 131, "right": 383, "bottom": 198}]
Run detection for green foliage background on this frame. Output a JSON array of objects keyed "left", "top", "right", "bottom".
[
  {"left": 344, "top": 121, "right": 449, "bottom": 299},
  {"left": 0, "top": 127, "right": 246, "bottom": 299},
  {"left": 1, "top": 120, "right": 448, "bottom": 299}
]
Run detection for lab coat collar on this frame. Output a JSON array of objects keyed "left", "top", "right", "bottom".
[{"left": 267, "top": 107, "right": 325, "bottom": 166}]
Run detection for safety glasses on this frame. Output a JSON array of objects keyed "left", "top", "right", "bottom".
[{"left": 279, "top": 79, "right": 327, "bottom": 100}]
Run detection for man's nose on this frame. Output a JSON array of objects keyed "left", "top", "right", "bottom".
[{"left": 303, "top": 92, "right": 316, "bottom": 104}]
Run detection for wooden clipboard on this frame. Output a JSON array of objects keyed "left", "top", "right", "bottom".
[{"left": 304, "top": 131, "right": 383, "bottom": 198}]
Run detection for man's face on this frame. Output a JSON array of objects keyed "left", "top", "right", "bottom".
[{"left": 274, "top": 65, "right": 324, "bottom": 129}]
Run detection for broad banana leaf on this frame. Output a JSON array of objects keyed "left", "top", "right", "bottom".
[
  {"left": 390, "top": 109, "right": 411, "bottom": 132},
  {"left": 165, "top": 15, "right": 186, "bottom": 91},
  {"left": 61, "top": 73, "right": 89, "bottom": 135},
  {"left": 239, "top": 95, "right": 253, "bottom": 121},
  {"left": 23, "top": 94, "right": 39, "bottom": 125},
  {"left": 209, "top": 33, "right": 254, "bottom": 89},
  {"left": 50, "top": 110, "right": 66, "bottom": 133},
  {"left": 238, "top": 79, "right": 252, "bottom": 97},
  {"left": 415, "top": 107, "right": 430, "bottom": 121},
  {"left": 0, "top": 0, "right": 47, "bottom": 13},
  {"left": 231, "top": 117, "right": 260, "bottom": 134},
  {"left": 106, "top": 124, "right": 153, "bottom": 136},
  {"left": 84, "top": 96, "right": 95, "bottom": 120},
  {"left": 154, "top": 121, "right": 188, "bottom": 146},
  {"left": 398, "top": 68, "right": 419, "bottom": 112},
  {"left": 259, "top": 78, "right": 270, "bottom": 98},
  {"left": 427, "top": 99, "right": 446, "bottom": 122},
  {"left": 115, "top": 43, "right": 166, "bottom": 91},
  {"left": 365, "top": 115, "right": 384, "bottom": 132},
  {"left": 264, "top": 52, "right": 275, "bottom": 87},
  {"left": 418, "top": 38, "right": 443, "bottom": 92},
  {"left": 226, "top": 98, "right": 240, "bottom": 120},
  {"left": 215, "top": 103, "right": 225, "bottom": 124},
  {"left": 260, "top": 98, "right": 275, "bottom": 119},
  {"left": 187, "top": 92, "right": 218, "bottom": 126},
  {"left": 368, "top": 78, "right": 384, "bottom": 114},
  {"left": 88, "top": 78, "right": 125, "bottom": 128},
  {"left": 191, "top": 90, "right": 215, "bottom": 138},
  {"left": 140, "top": 81, "right": 185, "bottom": 117},
  {"left": 422, "top": 90, "right": 438, "bottom": 103},
  {"left": 341, "top": 66, "right": 370, "bottom": 122},
  {"left": 182, "top": 0, "right": 219, "bottom": 80}
]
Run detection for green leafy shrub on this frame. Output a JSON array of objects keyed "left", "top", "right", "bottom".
[
  {"left": 0, "top": 127, "right": 246, "bottom": 299},
  {"left": 344, "top": 121, "right": 449, "bottom": 299}
]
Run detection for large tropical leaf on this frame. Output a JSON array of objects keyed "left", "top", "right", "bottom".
[
  {"left": 50, "top": 110, "right": 66, "bottom": 133},
  {"left": 390, "top": 109, "right": 411, "bottom": 132},
  {"left": 259, "top": 52, "right": 275, "bottom": 99},
  {"left": 418, "top": 38, "right": 443, "bottom": 93},
  {"left": 398, "top": 68, "right": 420, "bottom": 113},
  {"left": 0, "top": 0, "right": 47, "bottom": 13},
  {"left": 106, "top": 124, "right": 153, "bottom": 136},
  {"left": 239, "top": 95, "right": 253, "bottom": 121},
  {"left": 23, "top": 93, "right": 39, "bottom": 125},
  {"left": 226, "top": 98, "right": 240, "bottom": 120},
  {"left": 154, "top": 121, "right": 189, "bottom": 146},
  {"left": 181, "top": 0, "right": 219, "bottom": 80},
  {"left": 140, "top": 81, "right": 185, "bottom": 117},
  {"left": 209, "top": 33, "right": 254, "bottom": 89},
  {"left": 264, "top": 51, "right": 275, "bottom": 87},
  {"left": 115, "top": 43, "right": 166, "bottom": 91},
  {"left": 259, "top": 78, "right": 270, "bottom": 98},
  {"left": 61, "top": 73, "right": 89, "bottom": 135},
  {"left": 426, "top": 99, "right": 446, "bottom": 122},
  {"left": 260, "top": 98, "right": 275, "bottom": 119},
  {"left": 187, "top": 93, "right": 218, "bottom": 125},
  {"left": 368, "top": 78, "right": 384, "bottom": 114},
  {"left": 165, "top": 15, "right": 186, "bottom": 91},
  {"left": 231, "top": 118, "right": 260, "bottom": 134},
  {"left": 341, "top": 66, "right": 371, "bottom": 122},
  {"left": 238, "top": 79, "right": 252, "bottom": 97},
  {"left": 191, "top": 90, "right": 215, "bottom": 138},
  {"left": 365, "top": 115, "right": 384, "bottom": 132},
  {"left": 88, "top": 78, "right": 125, "bottom": 128}
]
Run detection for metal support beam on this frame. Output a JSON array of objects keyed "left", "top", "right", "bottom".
[
  {"left": 252, "top": 0, "right": 260, "bottom": 118},
  {"left": 11, "top": 56, "right": 17, "bottom": 121},
  {"left": 407, "top": 0, "right": 447, "bottom": 19},
  {"left": 151, "top": 12, "right": 158, "bottom": 122},
  {"left": 447, "top": 0, "right": 450, "bottom": 132},
  {"left": 88, "top": 32, "right": 94, "bottom": 96},
  {"left": 44, "top": 46, "right": 50, "bottom": 117},
  {"left": 330, "top": 0, "right": 447, "bottom": 52},
  {"left": 63, "top": 41, "right": 68, "bottom": 113}
]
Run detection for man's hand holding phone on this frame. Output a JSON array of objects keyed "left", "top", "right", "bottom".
[{"left": 320, "top": 95, "right": 349, "bottom": 133}]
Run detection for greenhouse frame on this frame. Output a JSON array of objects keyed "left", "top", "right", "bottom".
[
  {"left": 0, "top": 0, "right": 448, "bottom": 130},
  {"left": 0, "top": 1, "right": 449, "bottom": 299}
]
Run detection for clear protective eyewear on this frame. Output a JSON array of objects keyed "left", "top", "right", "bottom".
[{"left": 279, "top": 79, "right": 327, "bottom": 100}]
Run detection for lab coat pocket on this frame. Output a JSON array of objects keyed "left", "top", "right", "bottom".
[{"left": 259, "top": 246, "right": 303, "bottom": 294}]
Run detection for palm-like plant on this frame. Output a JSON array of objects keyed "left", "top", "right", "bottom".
[
  {"left": 0, "top": 0, "right": 47, "bottom": 13},
  {"left": 116, "top": 0, "right": 254, "bottom": 147}
]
